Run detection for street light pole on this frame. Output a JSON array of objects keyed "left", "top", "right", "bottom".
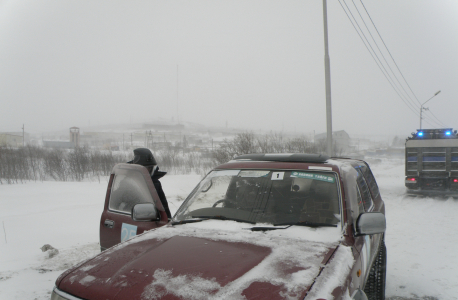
[{"left": 420, "top": 90, "right": 441, "bottom": 129}]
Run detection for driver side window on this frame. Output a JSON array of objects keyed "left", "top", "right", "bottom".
[{"left": 109, "top": 170, "right": 155, "bottom": 214}]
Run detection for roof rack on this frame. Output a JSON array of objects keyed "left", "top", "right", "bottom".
[{"left": 233, "top": 153, "right": 329, "bottom": 163}]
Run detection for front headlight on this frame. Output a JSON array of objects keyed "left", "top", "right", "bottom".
[
  {"left": 51, "top": 289, "right": 68, "bottom": 300},
  {"left": 51, "top": 287, "right": 82, "bottom": 300},
  {"left": 351, "top": 289, "right": 368, "bottom": 300}
]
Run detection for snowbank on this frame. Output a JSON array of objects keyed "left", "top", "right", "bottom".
[{"left": 1, "top": 162, "right": 457, "bottom": 299}]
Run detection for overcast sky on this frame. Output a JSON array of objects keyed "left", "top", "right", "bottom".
[{"left": 1, "top": 0, "right": 457, "bottom": 137}]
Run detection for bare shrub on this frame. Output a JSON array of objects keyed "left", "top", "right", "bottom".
[
  {"left": 43, "top": 148, "right": 68, "bottom": 181},
  {"left": 67, "top": 147, "right": 90, "bottom": 181},
  {"left": 24, "top": 145, "right": 47, "bottom": 181},
  {"left": 213, "top": 132, "right": 318, "bottom": 165},
  {"left": 0, "top": 131, "right": 323, "bottom": 184},
  {"left": 213, "top": 132, "right": 258, "bottom": 165},
  {"left": 152, "top": 147, "right": 214, "bottom": 176}
]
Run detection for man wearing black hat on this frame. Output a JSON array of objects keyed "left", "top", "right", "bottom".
[{"left": 128, "top": 148, "right": 172, "bottom": 219}]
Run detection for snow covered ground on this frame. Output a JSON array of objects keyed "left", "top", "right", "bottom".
[
  {"left": 372, "top": 159, "right": 458, "bottom": 300},
  {"left": 0, "top": 159, "right": 457, "bottom": 299}
]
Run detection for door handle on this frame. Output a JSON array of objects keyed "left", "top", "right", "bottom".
[{"left": 104, "top": 219, "right": 115, "bottom": 229}]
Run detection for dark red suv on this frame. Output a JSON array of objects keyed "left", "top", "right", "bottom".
[{"left": 52, "top": 154, "right": 386, "bottom": 300}]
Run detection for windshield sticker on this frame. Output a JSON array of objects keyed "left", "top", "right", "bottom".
[
  {"left": 271, "top": 172, "right": 285, "bottom": 180},
  {"left": 238, "top": 170, "right": 270, "bottom": 178},
  {"left": 291, "top": 171, "right": 335, "bottom": 183}
]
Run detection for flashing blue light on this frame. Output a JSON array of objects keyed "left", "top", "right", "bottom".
[
  {"left": 446, "top": 131, "right": 451, "bottom": 136},
  {"left": 418, "top": 131, "right": 424, "bottom": 136}
]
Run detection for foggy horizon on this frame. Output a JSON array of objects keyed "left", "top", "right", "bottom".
[{"left": 1, "top": 1, "right": 457, "bottom": 137}]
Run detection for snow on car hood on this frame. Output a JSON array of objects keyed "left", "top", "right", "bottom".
[{"left": 57, "top": 221, "right": 353, "bottom": 300}]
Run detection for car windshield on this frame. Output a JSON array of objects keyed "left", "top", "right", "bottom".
[{"left": 174, "top": 169, "right": 341, "bottom": 226}]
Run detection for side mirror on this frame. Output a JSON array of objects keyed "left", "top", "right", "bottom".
[
  {"left": 132, "top": 203, "right": 158, "bottom": 221},
  {"left": 356, "top": 212, "right": 386, "bottom": 236}
]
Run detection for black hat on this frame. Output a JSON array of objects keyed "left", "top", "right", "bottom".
[{"left": 127, "top": 148, "right": 157, "bottom": 167}]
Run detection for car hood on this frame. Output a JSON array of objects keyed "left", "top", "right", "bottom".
[{"left": 57, "top": 221, "right": 344, "bottom": 300}]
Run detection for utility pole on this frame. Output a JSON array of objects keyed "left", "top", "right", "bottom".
[
  {"left": 420, "top": 107, "right": 429, "bottom": 130},
  {"left": 22, "top": 124, "right": 25, "bottom": 147},
  {"left": 420, "top": 90, "right": 441, "bottom": 129},
  {"left": 323, "top": 0, "right": 333, "bottom": 157}
]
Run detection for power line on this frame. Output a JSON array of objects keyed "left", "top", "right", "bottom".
[
  {"left": 424, "top": 119, "right": 443, "bottom": 129},
  {"left": 338, "top": 0, "right": 420, "bottom": 117},
  {"left": 341, "top": 0, "right": 420, "bottom": 114},
  {"left": 420, "top": 108, "right": 446, "bottom": 128},
  {"left": 425, "top": 109, "right": 447, "bottom": 127},
  {"left": 359, "top": 0, "right": 422, "bottom": 106},
  {"left": 340, "top": 0, "right": 448, "bottom": 129},
  {"left": 342, "top": 1, "right": 402, "bottom": 99},
  {"left": 351, "top": 0, "right": 419, "bottom": 110}
]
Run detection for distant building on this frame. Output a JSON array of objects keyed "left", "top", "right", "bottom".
[
  {"left": 315, "top": 130, "right": 351, "bottom": 153},
  {"left": 0, "top": 133, "right": 24, "bottom": 147},
  {"left": 43, "top": 127, "right": 80, "bottom": 149},
  {"left": 142, "top": 123, "right": 185, "bottom": 131}
]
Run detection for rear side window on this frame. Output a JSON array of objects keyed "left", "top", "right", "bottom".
[
  {"left": 356, "top": 187, "right": 365, "bottom": 215},
  {"left": 355, "top": 168, "right": 373, "bottom": 211},
  {"left": 109, "top": 170, "right": 155, "bottom": 213},
  {"left": 359, "top": 164, "right": 380, "bottom": 199}
]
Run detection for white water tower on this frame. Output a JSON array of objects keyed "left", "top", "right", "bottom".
[{"left": 70, "top": 127, "right": 80, "bottom": 147}]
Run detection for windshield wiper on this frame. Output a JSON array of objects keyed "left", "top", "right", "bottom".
[
  {"left": 191, "top": 215, "right": 255, "bottom": 224},
  {"left": 244, "top": 225, "right": 292, "bottom": 231},
  {"left": 274, "top": 221, "right": 337, "bottom": 228},
  {"left": 171, "top": 218, "right": 206, "bottom": 225}
]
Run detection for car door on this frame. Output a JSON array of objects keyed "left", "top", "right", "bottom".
[
  {"left": 353, "top": 166, "right": 380, "bottom": 282},
  {"left": 100, "top": 163, "right": 169, "bottom": 250}
]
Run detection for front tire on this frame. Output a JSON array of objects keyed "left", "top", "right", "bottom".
[{"left": 364, "top": 239, "right": 387, "bottom": 300}]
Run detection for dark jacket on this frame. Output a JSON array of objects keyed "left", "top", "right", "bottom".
[{"left": 152, "top": 171, "right": 171, "bottom": 219}]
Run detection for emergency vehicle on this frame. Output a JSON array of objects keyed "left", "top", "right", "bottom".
[{"left": 405, "top": 128, "right": 458, "bottom": 195}]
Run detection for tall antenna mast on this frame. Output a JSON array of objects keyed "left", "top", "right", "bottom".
[{"left": 176, "top": 65, "right": 179, "bottom": 124}]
